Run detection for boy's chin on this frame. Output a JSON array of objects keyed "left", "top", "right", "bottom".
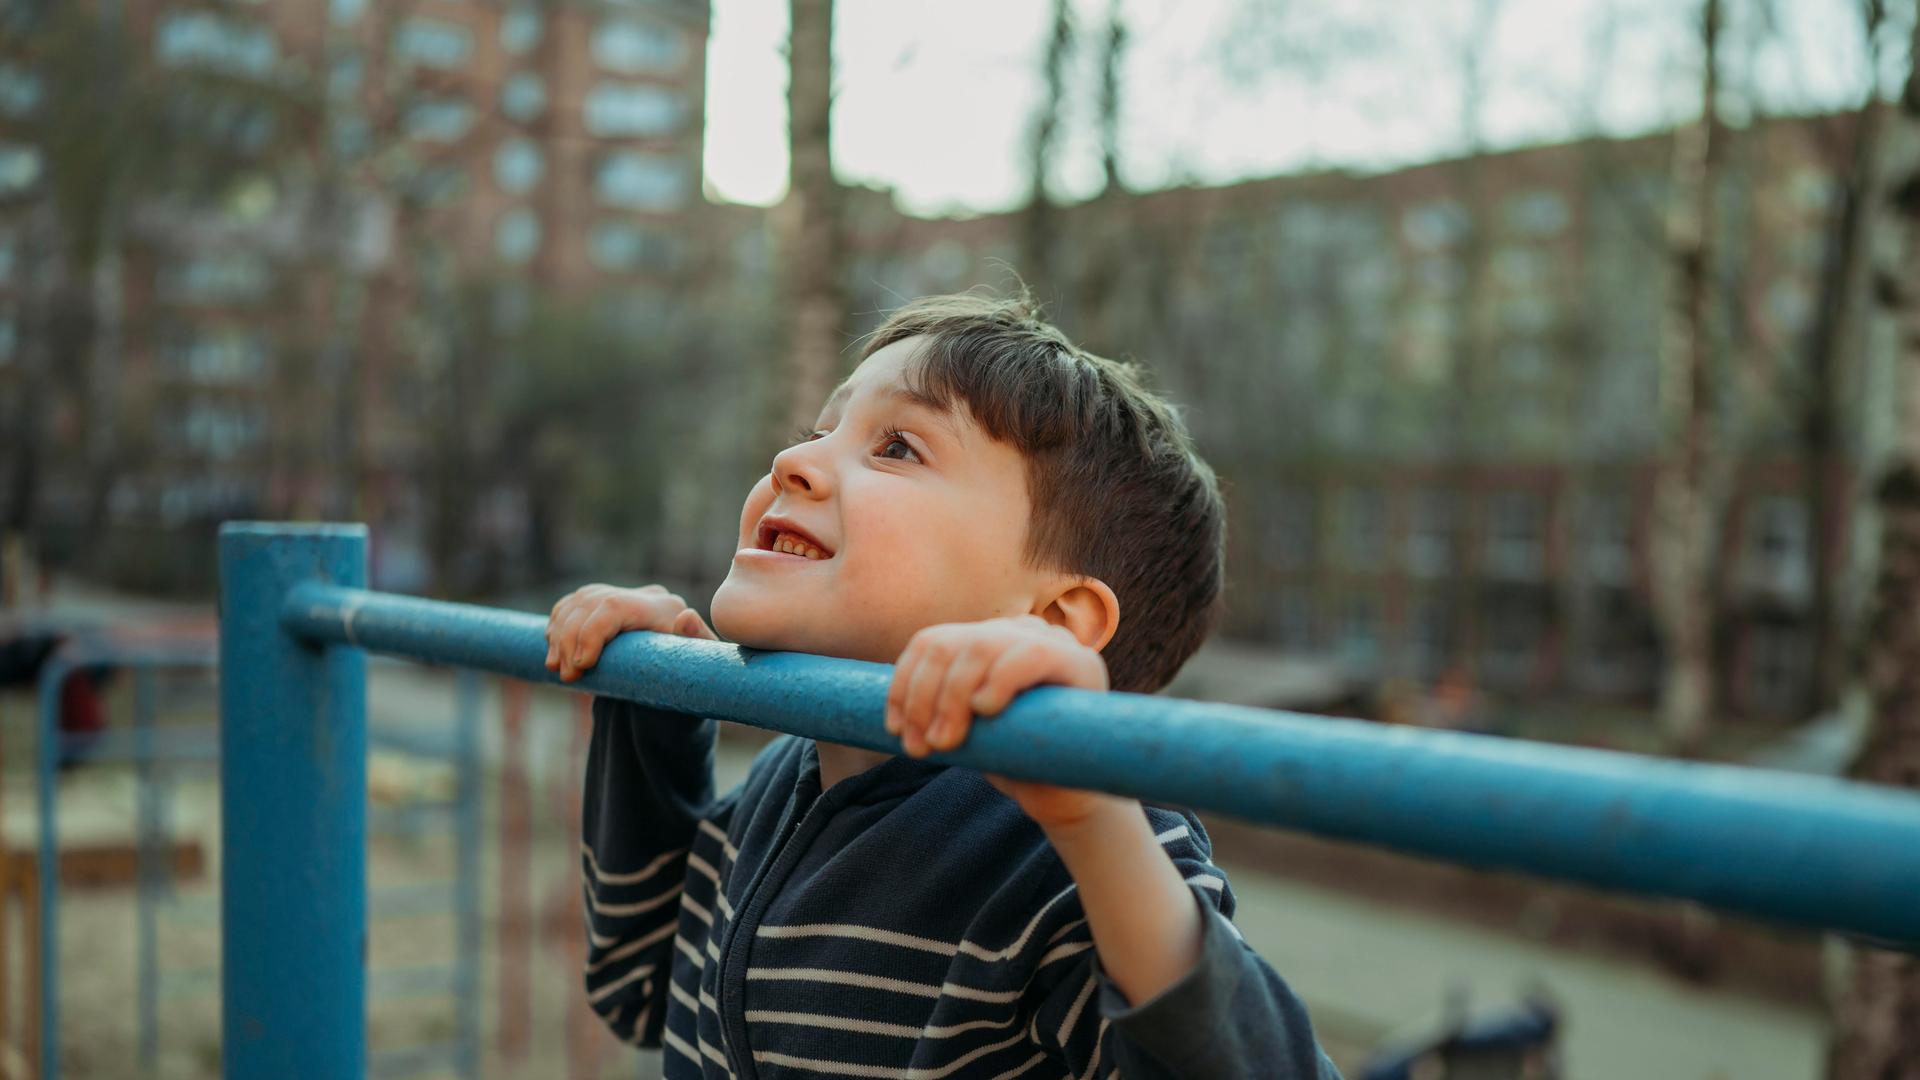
[{"left": 709, "top": 590, "right": 813, "bottom": 654}]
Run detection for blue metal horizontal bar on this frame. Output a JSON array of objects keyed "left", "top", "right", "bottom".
[{"left": 281, "top": 582, "right": 1920, "bottom": 950}]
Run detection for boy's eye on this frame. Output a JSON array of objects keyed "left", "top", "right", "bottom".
[
  {"left": 790, "top": 425, "right": 825, "bottom": 446},
  {"left": 876, "top": 430, "right": 920, "bottom": 462}
]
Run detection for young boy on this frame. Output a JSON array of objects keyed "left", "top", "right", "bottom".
[{"left": 545, "top": 294, "right": 1341, "bottom": 1078}]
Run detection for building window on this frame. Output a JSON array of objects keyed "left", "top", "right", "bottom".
[
  {"left": 405, "top": 98, "right": 473, "bottom": 142},
  {"left": 1492, "top": 245, "right": 1551, "bottom": 291},
  {"left": 407, "top": 164, "right": 468, "bottom": 206},
  {"left": 328, "top": 52, "right": 364, "bottom": 101},
  {"left": 1579, "top": 587, "right": 1655, "bottom": 694},
  {"left": 583, "top": 82, "right": 682, "bottom": 137},
  {"left": 178, "top": 400, "right": 265, "bottom": 458},
  {"left": 0, "top": 143, "right": 42, "bottom": 196},
  {"left": 593, "top": 18, "right": 684, "bottom": 73},
  {"left": 494, "top": 208, "right": 540, "bottom": 265},
  {"left": 331, "top": 113, "right": 371, "bottom": 160},
  {"left": 1744, "top": 494, "right": 1810, "bottom": 597},
  {"left": 0, "top": 234, "right": 13, "bottom": 286},
  {"left": 500, "top": 72, "right": 546, "bottom": 123},
  {"left": 1406, "top": 490, "right": 1452, "bottom": 579},
  {"left": 494, "top": 139, "right": 544, "bottom": 195},
  {"left": 158, "top": 253, "right": 270, "bottom": 304},
  {"left": 588, "top": 221, "right": 681, "bottom": 273},
  {"left": 393, "top": 18, "right": 471, "bottom": 70},
  {"left": 1405, "top": 595, "right": 1451, "bottom": 675},
  {"left": 1338, "top": 487, "right": 1386, "bottom": 571},
  {"left": 594, "top": 151, "right": 688, "bottom": 210},
  {"left": 0, "top": 316, "right": 15, "bottom": 363},
  {"left": 500, "top": 6, "right": 543, "bottom": 54},
  {"left": 166, "top": 330, "right": 269, "bottom": 382},
  {"left": 0, "top": 64, "right": 41, "bottom": 118},
  {"left": 1745, "top": 624, "right": 1809, "bottom": 715},
  {"left": 1581, "top": 491, "right": 1633, "bottom": 585},
  {"left": 1402, "top": 199, "right": 1469, "bottom": 249},
  {"left": 1502, "top": 190, "right": 1569, "bottom": 237},
  {"left": 1260, "top": 489, "right": 1317, "bottom": 572},
  {"left": 155, "top": 12, "right": 277, "bottom": 77},
  {"left": 1482, "top": 594, "right": 1543, "bottom": 685},
  {"left": 1336, "top": 595, "right": 1380, "bottom": 671},
  {"left": 1485, "top": 490, "right": 1545, "bottom": 581}
]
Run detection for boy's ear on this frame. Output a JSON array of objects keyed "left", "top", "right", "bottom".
[{"left": 1035, "top": 578, "right": 1120, "bottom": 653}]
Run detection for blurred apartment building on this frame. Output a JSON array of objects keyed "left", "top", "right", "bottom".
[
  {"left": 0, "top": 1, "right": 1875, "bottom": 721},
  {"left": 0, "top": 0, "right": 712, "bottom": 591},
  {"left": 841, "top": 117, "right": 1880, "bottom": 722}
]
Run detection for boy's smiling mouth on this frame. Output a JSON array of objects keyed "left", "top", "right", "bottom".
[{"left": 751, "top": 517, "right": 835, "bottom": 561}]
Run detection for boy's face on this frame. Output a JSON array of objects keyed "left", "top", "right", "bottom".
[{"left": 710, "top": 337, "right": 1051, "bottom": 663}]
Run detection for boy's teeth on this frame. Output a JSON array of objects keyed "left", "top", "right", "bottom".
[{"left": 775, "top": 532, "right": 826, "bottom": 559}]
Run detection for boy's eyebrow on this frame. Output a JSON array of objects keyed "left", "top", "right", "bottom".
[{"left": 820, "top": 382, "right": 963, "bottom": 443}]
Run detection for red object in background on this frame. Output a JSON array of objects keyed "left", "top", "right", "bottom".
[{"left": 59, "top": 670, "right": 107, "bottom": 735}]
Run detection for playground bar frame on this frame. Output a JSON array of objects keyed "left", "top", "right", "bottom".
[{"left": 220, "top": 521, "right": 1920, "bottom": 1076}]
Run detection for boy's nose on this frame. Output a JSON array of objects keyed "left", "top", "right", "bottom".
[{"left": 771, "top": 444, "right": 830, "bottom": 497}]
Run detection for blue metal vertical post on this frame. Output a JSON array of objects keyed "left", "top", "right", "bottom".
[
  {"left": 218, "top": 523, "right": 368, "bottom": 1078},
  {"left": 135, "top": 668, "right": 159, "bottom": 1075},
  {"left": 35, "top": 657, "right": 68, "bottom": 1078},
  {"left": 452, "top": 670, "right": 483, "bottom": 1079}
]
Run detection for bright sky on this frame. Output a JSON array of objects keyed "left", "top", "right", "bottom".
[{"left": 701, "top": 0, "right": 1884, "bottom": 217}]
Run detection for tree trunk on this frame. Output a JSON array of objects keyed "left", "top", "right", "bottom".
[
  {"left": 1021, "top": 0, "right": 1072, "bottom": 297},
  {"left": 1805, "top": 3, "right": 1891, "bottom": 717},
  {"left": 1651, "top": 0, "right": 1728, "bottom": 756},
  {"left": 1826, "top": 12, "right": 1920, "bottom": 1075},
  {"left": 780, "top": 0, "right": 845, "bottom": 433}
]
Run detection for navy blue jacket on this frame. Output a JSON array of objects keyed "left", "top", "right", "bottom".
[{"left": 581, "top": 696, "right": 1343, "bottom": 1079}]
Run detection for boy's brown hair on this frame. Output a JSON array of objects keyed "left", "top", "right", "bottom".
[{"left": 859, "top": 292, "right": 1225, "bottom": 693}]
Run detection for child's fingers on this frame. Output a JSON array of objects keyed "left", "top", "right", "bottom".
[
  {"left": 969, "top": 643, "right": 1056, "bottom": 716},
  {"left": 884, "top": 639, "right": 922, "bottom": 737},
  {"left": 670, "top": 608, "right": 718, "bottom": 640},
  {"left": 926, "top": 643, "right": 993, "bottom": 751},
  {"left": 550, "top": 602, "right": 599, "bottom": 680},
  {"left": 571, "top": 600, "right": 623, "bottom": 672},
  {"left": 898, "top": 644, "right": 952, "bottom": 756}
]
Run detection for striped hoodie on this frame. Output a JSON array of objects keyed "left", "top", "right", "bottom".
[{"left": 581, "top": 696, "right": 1343, "bottom": 1079}]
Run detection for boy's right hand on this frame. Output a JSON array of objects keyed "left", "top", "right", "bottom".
[{"left": 544, "top": 584, "right": 717, "bottom": 682}]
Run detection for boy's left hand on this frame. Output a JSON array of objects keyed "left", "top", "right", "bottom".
[{"left": 885, "top": 615, "right": 1130, "bottom": 830}]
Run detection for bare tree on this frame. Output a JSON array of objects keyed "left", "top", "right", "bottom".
[
  {"left": 1021, "top": 0, "right": 1072, "bottom": 297},
  {"left": 1803, "top": 0, "right": 1894, "bottom": 716},
  {"left": 0, "top": 4, "right": 312, "bottom": 569},
  {"left": 1651, "top": 0, "right": 1734, "bottom": 756},
  {"left": 1826, "top": 8, "right": 1920, "bottom": 1073},
  {"left": 780, "top": 0, "right": 846, "bottom": 433}
]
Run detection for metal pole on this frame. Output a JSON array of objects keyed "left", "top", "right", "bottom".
[
  {"left": 452, "top": 669, "right": 482, "bottom": 1079},
  {"left": 218, "top": 523, "right": 368, "bottom": 1078},
  {"left": 280, "top": 581, "right": 1920, "bottom": 950},
  {"left": 135, "top": 668, "right": 158, "bottom": 1075},
  {"left": 34, "top": 657, "right": 68, "bottom": 1079}
]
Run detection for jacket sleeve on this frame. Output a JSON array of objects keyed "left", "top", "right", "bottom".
[
  {"left": 1028, "top": 818, "right": 1343, "bottom": 1079},
  {"left": 580, "top": 694, "right": 720, "bottom": 1047}
]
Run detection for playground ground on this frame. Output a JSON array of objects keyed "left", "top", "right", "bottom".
[{"left": 0, "top": 597, "right": 1834, "bottom": 1079}]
